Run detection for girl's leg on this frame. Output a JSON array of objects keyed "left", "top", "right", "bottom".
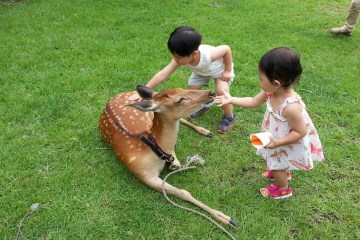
[
  {"left": 262, "top": 169, "right": 292, "bottom": 180},
  {"left": 260, "top": 169, "right": 292, "bottom": 198},
  {"left": 272, "top": 170, "right": 289, "bottom": 189}
]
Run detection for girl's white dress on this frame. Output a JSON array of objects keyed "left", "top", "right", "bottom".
[{"left": 257, "top": 93, "right": 325, "bottom": 170}]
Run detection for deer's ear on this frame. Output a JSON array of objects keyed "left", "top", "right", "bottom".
[
  {"left": 136, "top": 85, "right": 156, "bottom": 99},
  {"left": 126, "top": 100, "right": 160, "bottom": 112}
]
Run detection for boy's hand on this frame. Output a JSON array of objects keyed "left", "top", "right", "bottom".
[
  {"left": 214, "top": 88, "right": 232, "bottom": 106},
  {"left": 219, "top": 70, "right": 232, "bottom": 82},
  {"left": 129, "top": 92, "right": 141, "bottom": 101}
]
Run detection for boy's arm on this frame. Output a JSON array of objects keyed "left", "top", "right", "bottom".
[
  {"left": 146, "top": 59, "right": 180, "bottom": 88},
  {"left": 129, "top": 60, "right": 179, "bottom": 100},
  {"left": 210, "top": 45, "right": 233, "bottom": 81}
]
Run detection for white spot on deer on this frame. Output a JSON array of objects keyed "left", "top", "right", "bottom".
[{"left": 128, "top": 156, "right": 137, "bottom": 163}]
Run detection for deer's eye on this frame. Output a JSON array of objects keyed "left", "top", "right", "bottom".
[{"left": 176, "top": 97, "right": 186, "bottom": 103}]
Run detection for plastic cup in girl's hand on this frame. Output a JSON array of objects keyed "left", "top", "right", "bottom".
[{"left": 250, "top": 132, "right": 273, "bottom": 149}]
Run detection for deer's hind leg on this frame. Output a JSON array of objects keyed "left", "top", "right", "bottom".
[{"left": 143, "top": 176, "right": 236, "bottom": 227}]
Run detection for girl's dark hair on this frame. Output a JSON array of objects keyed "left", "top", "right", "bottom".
[
  {"left": 167, "top": 26, "right": 202, "bottom": 57},
  {"left": 258, "top": 47, "right": 302, "bottom": 89}
]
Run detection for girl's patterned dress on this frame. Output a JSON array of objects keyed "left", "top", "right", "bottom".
[{"left": 257, "top": 93, "right": 325, "bottom": 170}]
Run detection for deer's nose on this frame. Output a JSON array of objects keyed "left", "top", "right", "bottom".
[{"left": 209, "top": 91, "right": 216, "bottom": 97}]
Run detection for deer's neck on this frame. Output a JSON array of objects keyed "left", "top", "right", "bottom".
[{"left": 150, "top": 115, "right": 179, "bottom": 154}]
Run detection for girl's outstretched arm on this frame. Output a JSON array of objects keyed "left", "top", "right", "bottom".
[{"left": 214, "top": 89, "right": 266, "bottom": 108}]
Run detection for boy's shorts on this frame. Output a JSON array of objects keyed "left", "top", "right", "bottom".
[{"left": 188, "top": 71, "right": 235, "bottom": 87}]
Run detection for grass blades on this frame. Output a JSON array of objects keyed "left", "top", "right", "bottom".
[{"left": 1, "top": 0, "right": 359, "bottom": 239}]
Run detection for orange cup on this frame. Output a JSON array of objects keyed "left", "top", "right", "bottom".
[{"left": 250, "top": 132, "right": 272, "bottom": 149}]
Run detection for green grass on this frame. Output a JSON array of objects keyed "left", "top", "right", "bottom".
[{"left": 1, "top": 0, "right": 359, "bottom": 239}]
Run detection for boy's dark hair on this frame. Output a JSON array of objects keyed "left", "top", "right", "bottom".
[
  {"left": 167, "top": 26, "right": 202, "bottom": 57},
  {"left": 258, "top": 47, "right": 302, "bottom": 89}
]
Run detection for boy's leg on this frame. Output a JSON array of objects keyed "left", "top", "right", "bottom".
[
  {"left": 188, "top": 74, "right": 211, "bottom": 118},
  {"left": 216, "top": 80, "right": 235, "bottom": 134},
  {"left": 216, "top": 80, "right": 233, "bottom": 116},
  {"left": 188, "top": 85, "right": 202, "bottom": 90}
]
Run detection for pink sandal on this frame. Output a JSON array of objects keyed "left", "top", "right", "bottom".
[
  {"left": 262, "top": 170, "right": 292, "bottom": 181},
  {"left": 260, "top": 183, "right": 292, "bottom": 199}
]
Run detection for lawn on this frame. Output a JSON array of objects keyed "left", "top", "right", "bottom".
[{"left": 1, "top": 0, "right": 359, "bottom": 239}]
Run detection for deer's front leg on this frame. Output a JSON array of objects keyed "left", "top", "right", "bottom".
[
  {"left": 180, "top": 118, "right": 213, "bottom": 137},
  {"left": 168, "top": 150, "right": 181, "bottom": 170}
]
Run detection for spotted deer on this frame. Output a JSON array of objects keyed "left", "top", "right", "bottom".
[{"left": 99, "top": 85, "right": 236, "bottom": 228}]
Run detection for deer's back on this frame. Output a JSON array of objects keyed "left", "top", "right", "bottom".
[{"left": 99, "top": 91, "right": 163, "bottom": 175}]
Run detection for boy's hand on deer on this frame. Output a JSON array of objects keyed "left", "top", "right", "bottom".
[
  {"left": 214, "top": 88, "right": 232, "bottom": 106},
  {"left": 129, "top": 92, "right": 141, "bottom": 101}
]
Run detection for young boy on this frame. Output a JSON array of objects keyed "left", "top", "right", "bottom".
[{"left": 129, "top": 26, "right": 236, "bottom": 134}]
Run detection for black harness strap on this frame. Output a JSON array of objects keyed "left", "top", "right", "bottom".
[
  {"left": 105, "top": 105, "right": 175, "bottom": 163},
  {"left": 139, "top": 133, "right": 175, "bottom": 163}
]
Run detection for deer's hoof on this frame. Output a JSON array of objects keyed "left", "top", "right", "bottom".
[
  {"left": 207, "top": 131, "right": 214, "bottom": 138},
  {"left": 228, "top": 218, "right": 237, "bottom": 228},
  {"left": 168, "top": 164, "right": 181, "bottom": 171}
]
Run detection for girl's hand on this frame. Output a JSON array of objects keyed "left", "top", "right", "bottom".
[
  {"left": 129, "top": 92, "right": 141, "bottom": 101},
  {"left": 214, "top": 88, "right": 232, "bottom": 106},
  {"left": 265, "top": 137, "right": 281, "bottom": 149}
]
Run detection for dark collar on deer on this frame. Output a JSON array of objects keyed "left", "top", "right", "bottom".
[{"left": 139, "top": 133, "right": 175, "bottom": 163}]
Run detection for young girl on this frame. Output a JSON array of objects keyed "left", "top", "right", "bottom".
[{"left": 215, "top": 47, "right": 325, "bottom": 199}]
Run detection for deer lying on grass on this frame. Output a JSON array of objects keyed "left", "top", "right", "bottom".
[{"left": 99, "top": 85, "right": 236, "bottom": 228}]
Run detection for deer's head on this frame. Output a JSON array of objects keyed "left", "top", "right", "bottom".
[{"left": 127, "top": 85, "right": 215, "bottom": 120}]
